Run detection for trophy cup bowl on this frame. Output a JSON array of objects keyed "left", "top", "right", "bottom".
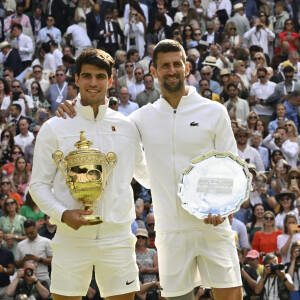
[{"left": 52, "top": 131, "right": 117, "bottom": 225}]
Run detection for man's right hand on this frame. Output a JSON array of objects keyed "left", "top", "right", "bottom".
[
  {"left": 56, "top": 100, "right": 77, "bottom": 119},
  {"left": 61, "top": 209, "right": 92, "bottom": 230}
]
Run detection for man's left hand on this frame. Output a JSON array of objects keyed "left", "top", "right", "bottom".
[{"left": 204, "top": 213, "right": 225, "bottom": 226}]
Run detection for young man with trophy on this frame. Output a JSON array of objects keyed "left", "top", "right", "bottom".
[
  {"left": 29, "top": 49, "right": 149, "bottom": 300},
  {"left": 57, "top": 41, "right": 251, "bottom": 300}
]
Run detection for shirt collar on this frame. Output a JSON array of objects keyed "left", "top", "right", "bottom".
[{"left": 76, "top": 94, "right": 108, "bottom": 121}]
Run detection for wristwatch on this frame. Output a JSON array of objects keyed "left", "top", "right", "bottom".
[
  {"left": 32, "top": 280, "right": 38, "bottom": 285},
  {"left": 38, "top": 257, "right": 43, "bottom": 263},
  {"left": 283, "top": 277, "right": 287, "bottom": 282}
]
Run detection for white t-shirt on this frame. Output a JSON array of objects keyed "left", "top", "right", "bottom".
[
  {"left": 66, "top": 24, "right": 91, "bottom": 49},
  {"left": 275, "top": 209, "right": 299, "bottom": 231},
  {"left": 250, "top": 80, "right": 276, "bottom": 115},
  {"left": 1, "top": 95, "right": 33, "bottom": 118},
  {"left": 277, "top": 233, "right": 300, "bottom": 264}
]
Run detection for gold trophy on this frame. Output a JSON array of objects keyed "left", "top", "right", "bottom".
[{"left": 52, "top": 131, "right": 117, "bottom": 225}]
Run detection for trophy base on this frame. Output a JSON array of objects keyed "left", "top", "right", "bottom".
[{"left": 82, "top": 215, "right": 103, "bottom": 225}]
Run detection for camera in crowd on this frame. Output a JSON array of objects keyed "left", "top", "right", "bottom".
[
  {"left": 12, "top": 91, "right": 21, "bottom": 101},
  {"left": 270, "top": 263, "right": 284, "bottom": 275},
  {"left": 23, "top": 268, "right": 34, "bottom": 278}
]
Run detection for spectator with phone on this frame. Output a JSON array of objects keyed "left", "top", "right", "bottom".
[
  {"left": 15, "top": 219, "right": 52, "bottom": 285},
  {"left": 283, "top": 91, "right": 300, "bottom": 131},
  {"left": 6, "top": 260, "right": 50, "bottom": 300},
  {"left": 263, "top": 126, "right": 298, "bottom": 168},
  {"left": 275, "top": 190, "right": 298, "bottom": 231},
  {"left": 278, "top": 19, "right": 300, "bottom": 52},
  {"left": 274, "top": 66, "right": 300, "bottom": 103},
  {"left": 268, "top": 104, "right": 288, "bottom": 135},
  {"left": 286, "top": 241, "right": 300, "bottom": 300},
  {"left": 2, "top": 80, "right": 33, "bottom": 120},
  {"left": 285, "top": 168, "right": 300, "bottom": 198},
  {"left": 277, "top": 213, "right": 300, "bottom": 264}
]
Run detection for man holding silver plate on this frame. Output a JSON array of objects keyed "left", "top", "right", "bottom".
[
  {"left": 57, "top": 41, "right": 251, "bottom": 300},
  {"left": 30, "top": 49, "right": 149, "bottom": 300}
]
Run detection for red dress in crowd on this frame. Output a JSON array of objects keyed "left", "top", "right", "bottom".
[{"left": 252, "top": 229, "right": 283, "bottom": 264}]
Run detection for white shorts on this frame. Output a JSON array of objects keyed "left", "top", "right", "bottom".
[
  {"left": 156, "top": 221, "right": 242, "bottom": 297},
  {"left": 50, "top": 234, "right": 139, "bottom": 298}
]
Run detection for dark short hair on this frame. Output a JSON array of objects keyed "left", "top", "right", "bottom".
[
  {"left": 11, "top": 103, "right": 22, "bottom": 112},
  {"left": 153, "top": 39, "right": 186, "bottom": 68},
  {"left": 41, "top": 42, "right": 51, "bottom": 53},
  {"left": 126, "top": 48, "right": 138, "bottom": 60},
  {"left": 76, "top": 49, "right": 114, "bottom": 78},
  {"left": 11, "top": 23, "right": 22, "bottom": 31},
  {"left": 62, "top": 55, "right": 75, "bottom": 64},
  {"left": 24, "top": 219, "right": 36, "bottom": 228},
  {"left": 283, "top": 66, "right": 295, "bottom": 73},
  {"left": 276, "top": 126, "right": 288, "bottom": 133},
  {"left": 257, "top": 67, "right": 267, "bottom": 74},
  {"left": 32, "top": 64, "right": 43, "bottom": 71},
  {"left": 227, "top": 83, "right": 237, "bottom": 90},
  {"left": 143, "top": 73, "right": 153, "bottom": 81},
  {"left": 68, "top": 82, "right": 79, "bottom": 92}
]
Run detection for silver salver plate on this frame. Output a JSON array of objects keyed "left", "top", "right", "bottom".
[{"left": 178, "top": 151, "right": 252, "bottom": 219}]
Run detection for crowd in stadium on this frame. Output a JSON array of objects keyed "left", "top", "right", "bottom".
[{"left": 0, "top": 0, "right": 300, "bottom": 299}]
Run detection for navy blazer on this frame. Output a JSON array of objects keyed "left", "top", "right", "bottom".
[
  {"left": 5, "top": 49, "right": 22, "bottom": 77},
  {"left": 86, "top": 11, "right": 101, "bottom": 41},
  {"left": 96, "top": 21, "right": 124, "bottom": 47}
]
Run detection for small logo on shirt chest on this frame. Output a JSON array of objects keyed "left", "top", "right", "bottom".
[
  {"left": 190, "top": 121, "right": 199, "bottom": 126},
  {"left": 111, "top": 126, "right": 116, "bottom": 132}
]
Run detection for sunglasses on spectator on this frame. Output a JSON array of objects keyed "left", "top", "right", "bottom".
[
  {"left": 56, "top": 73, "right": 64, "bottom": 77},
  {"left": 32, "top": 87, "right": 39, "bottom": 90},
  {"left": 290, "top": 176, "right": 300, "bottom": 179},
  {"left": 135, "top": 72, "right": 142, "bottom": 75},
  {"left": 125, "top": 64, "right": 134, "bottom": 68},
  {"left": 249, "top": 116, "right": 257, "bottom": 119},
  {"left": 254, "top": 57, "right": 263, "bottom": 60},
  {"left": 202, "top": 72, "right": 210, "bottom": 76},
  {"left": 13, "top": 151, "right": 22, "bottom": 155},
  {"left": 49, "top": 76, "right": 55, "bottom": 80},
  {"left": 12, "top": 85, "right": 20, "bottom": 88},
  {"left": 285, "top": 123, "right": 293, "bottom": 127},
  {"left": 286, "top": 22, "right": 293, "bottom": 25},
  {"left": 183, "top": 3, "right": 189, "bottom": 6},
  {"left": 137, "top": 236, "right": 147, "bottom": 239},
  {"left": 237, "top": 134, "right": 248, "bottom": 138},
  {"left": 264, "top": 216, "right": 274, "bottom": 220},
  {"left": 207, "top": 28, "right": 213, "bottom": 31},
  {"left": 2, "top": 182, "right": 11, "bottom": 186},
  {"left": 285, "top": 76, "right": 293, "bottom": 79},
  {"left": 280, "top": 197, "right": 291, "bottom": 201},
  {"left": 34, "top": 70, "right": 42, "bottom": 74},
  {"left": 194, "top": 33, "right": 201, "bottom": 36},
  {"left": 147, "top": 223, "right": 154, "bottom": 227},
  {"left": 144, "top": 80, "right": 153, "bottom": 83},
  {"left": 229, "top": 28, "right": 236, "bottom": 31},
  {"left": 5, "top": 200, "right": 15, "bottom": 206},
  {"left": 258, "top": 76, "right": 266, "bottom": 79}
]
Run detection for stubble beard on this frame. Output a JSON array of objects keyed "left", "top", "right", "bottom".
[{"left": 162, "top": 76, "right": 184, "bottom": 92}]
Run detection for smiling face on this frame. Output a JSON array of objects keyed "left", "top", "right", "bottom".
[
  {"left": 151, "top": 51, "right": 189, "bottom": 95},
  {"left": 254, "top": 205, "right": 264, "bottom": 219},
  {"left": 75, "top": 64, "right": 112, "bottom": 108}
]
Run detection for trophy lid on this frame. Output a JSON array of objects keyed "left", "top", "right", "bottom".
[{"left": 74, "top": 131, "right": 93, "bottom": 150}]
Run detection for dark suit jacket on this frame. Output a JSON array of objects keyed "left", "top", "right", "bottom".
[
  {"left": 29, "top": 15, "right": 46, "bottom": 34},
  {"left": 86, "top": 11, "right": 101, "bottom": 41},
  {"left": 201, "top": 32, "right": 220, "bottom": 44},
  {"left": 42, "top": 0, "right": 67, "bottom": 30},
  {"left": 96, "top": 21, "right": 124, "bottom": 48},
  {"left": 5, "top": 49, "right": 22, "bottom": 77}
]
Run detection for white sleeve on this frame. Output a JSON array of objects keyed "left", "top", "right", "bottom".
[{"left": 29, "top": 122, "right": 68, "bottom": 224}]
